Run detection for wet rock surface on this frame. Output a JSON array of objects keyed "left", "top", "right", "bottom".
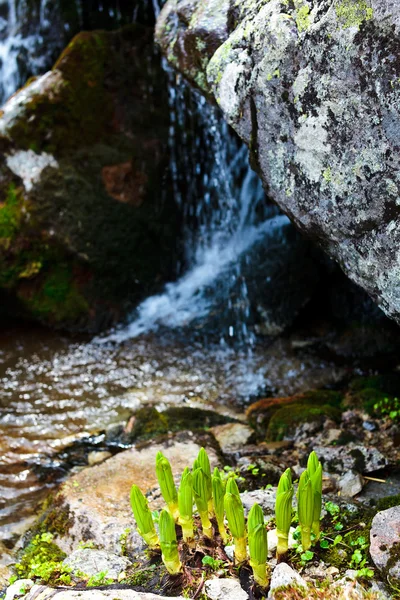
[
  {"left": 0, "top": 24, "right": 179, "bottom": 331},
  {"left": 156, "top": 0, "right": 400, "bottom": 327}
]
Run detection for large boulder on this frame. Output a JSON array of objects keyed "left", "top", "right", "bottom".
[
  {"left": 155, "top": 0, "right": 400, "bottom": 326},
  {"left": 0, "top": 25, "right": 179, "bottom": 330}
]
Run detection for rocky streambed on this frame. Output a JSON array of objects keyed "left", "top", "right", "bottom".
[{"left": 2, "top": 327, "right": 400, "bottom": 599}]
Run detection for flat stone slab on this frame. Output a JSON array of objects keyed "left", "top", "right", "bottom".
[
  {"left": 370, "top": 506, "right": 400, "bottom": 581},
  {"left": 53, "top": 432, "right": 219, "bottom": 554},
  {"left": 21, "top": 586, "right": 185, "bottom": 600},
  {"left": 210, "top": 423, "right": 254, "bottom": 453}
]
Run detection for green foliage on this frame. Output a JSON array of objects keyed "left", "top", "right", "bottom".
[
  {"left": 14, "top": 532, "right": 70, "bottom": 584},
  {"left": 86, "top": 571, "right": 113, "bottom": 587},
  {"left": 373, "top": 396, "right": 400, "bottom": 421},
  {"left": 202, "top": 555, "right": 225, "bottom": 571}
]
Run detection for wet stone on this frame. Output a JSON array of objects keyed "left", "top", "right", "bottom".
[{"left": 314, "top": 444, "right": 388, "bottom": 475}]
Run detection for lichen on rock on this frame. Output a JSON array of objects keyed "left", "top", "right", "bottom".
[{"left": 155, "top": 0, "right": 400, "bottom": 328}]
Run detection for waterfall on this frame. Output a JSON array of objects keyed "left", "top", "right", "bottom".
[{"left": 104, "top": 78, "right": 290, "bottom": 344}]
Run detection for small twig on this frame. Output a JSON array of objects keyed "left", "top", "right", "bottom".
[
  {"left": 363, "top": 476, "right": 386, "bottom": 483},
  {"left": 192, "top": 573, "right": 205, "bottom": 599}
]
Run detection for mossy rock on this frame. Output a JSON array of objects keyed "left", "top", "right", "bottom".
[
  {"left": 347, "top": 374, "right": 400, "bottom": 414},
  {"left": 0, "top": 24, "right": 180, "bottom": 331},
  {"left": 266, "top": 403, "right": 341, "bottom": 441},
  {"left": 108, "top": 405, "right": 235, "bottom": 444},
  {"left": 247, "top": 389, "right": 343, "bottom": 439}
]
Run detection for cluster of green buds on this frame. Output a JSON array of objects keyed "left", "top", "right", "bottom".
[
  {"left": 130, "top": 446, "right": 324, "bottom": 587},
  {"left": 297, "top": 451, "right": 323, "bottom": 551}
]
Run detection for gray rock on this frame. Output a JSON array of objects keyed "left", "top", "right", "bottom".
[
  {"left": 156, "top": 0, "right": 400, "bottom": 326},
  {"left": 20, "top": 586, "right": 185, "bottom": 600},
  {"left": 314, "top": 444, "right": 388, "bottom": 474},
  {"left": 268, "top": 563, "right": 307, "bottom": 597},
  {"left": 370, "top": 506, "right": 400, "bottom": 581},
  {"left": 338, "top": 470, "right": 364, "bottom": 497},
  {"left": 205, "top": 577, "right": 248, "bottom": 600},
  {"left": 240, "top": 488, "right": 277, "bottom": 516},
  {"left": 63, "top": 549, "right": 131, "bottom": 580}
]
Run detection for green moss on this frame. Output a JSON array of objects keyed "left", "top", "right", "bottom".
[
  {"left": 126, "top": 406, "right": 233, "bottom": 442},
  {"left": 335, "top": 0, "right": 373, "bottom": 29},
  {"left": 376, "top": 494, "right": 400, "bottom": 511},
  {"left": 33, "top": 493, "right": 74, "bottom": 539},
  {"left": 22, "top": 263, "right": 89, "bottom": 325},
  {"left": 0, "top": 183, "right": 23, "bottom": 246},
  {"left": 266, "top": 403, "right": 341, "bottom": 441},
  {"left": 8, "top": 31, "right": 113, "bottom": 155},
  {"left": 14, "top": 532, "right": 69, "bottom": 583},
  {"left": 347, "top": 374, "right": 400, "bottom": 414}
]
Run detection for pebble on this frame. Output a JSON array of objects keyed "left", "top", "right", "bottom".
[
  {"left": 205, "top": 577, "right": 248, "bottom": 600},
  {"left": 210, "top": 423, "right": 254, "bottom": 453},
  {"left": 338, "top": 470, "right": 364, "bottom": 497},
  {"left": 268, "top": 563, "right": 307, "bottom": 598},
  {"left": 87, "top": 451, "right": 113, "bottom": 466},
  {"left": 19, "top": 586, "right": 186, "bottom": 600}
]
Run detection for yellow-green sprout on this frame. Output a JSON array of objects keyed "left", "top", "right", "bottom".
[
  {"left": 248, "top": 503, "right": 268, "bottom": 588},
  {"left": 212, "top": 467, "right": 228, "bottom": 543},
  {"left": 297, "top": 469, "right": 314, "bottom": 551},
  {"left": 156, "top": 452, "right": 179, "bottom": 520},
  {"left": 224, "top": 477, "right": 246, "bottom": 563},
  {"left": 130, "top": 485, "right": 159, "bottom": 549},
  {"left": 275, "top": 468, "right": 293, "bottom": 558},
  {"left": 193, "top": 447, "right": 213, "bottom": 517},
  {"left": 159, "top": 509, "right": 182, "bottom": 575},
  {"left": 307, "top": 451, "right": 323, "bottom": 540},
  {"left": 178, "top": 467, "right": 194, "bottom": 546},
  {"left": 193, "top": 467, "right": 213, "bottom": 538}
]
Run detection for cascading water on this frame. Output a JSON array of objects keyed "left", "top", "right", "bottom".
[{"left": 104, "top": 51, "right": 290, "bottom": 344}]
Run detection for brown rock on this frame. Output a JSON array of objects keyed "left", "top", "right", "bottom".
[
  {"left": 102, "top": 160, "right": 147, "bottom": 206},
  {"left": 210, "top": 422, "right": 254, "bottom": 453}
]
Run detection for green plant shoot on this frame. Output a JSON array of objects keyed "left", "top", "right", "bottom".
[
  {"left": 307, "top": 451, "right": 323, "bottom": 540},
  {"left": 194, "top": 447, "right": 213, "bottom": 517},
  {"left": 130, "top": 485, "right": 159, "bottom": 549},
  {"left": 297, "top": 469, "right": 314, "bottom": 551},
  {"left": 275, "top": 468, "right": 293, "bottom": 558},
  {"left": 212, "top": 467, "right": 228, "bottom": 543},
  {"left": 193, "top": 467, "right": 213, "bottom": 538},
  {"left": 159, "top": 509, "right": 182, "bottom": 575},
  {"left": 224, "top": 477, "right": 246, "bottom": 563},
  {"left": 248, "top": 503, "right": 269, "bottom": 588},
  {"left": 178, "top": 467, "right": 194, "bottom": 546},
  {"left": 156, "top": 452, "right": 179, "bottom": 520}
]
